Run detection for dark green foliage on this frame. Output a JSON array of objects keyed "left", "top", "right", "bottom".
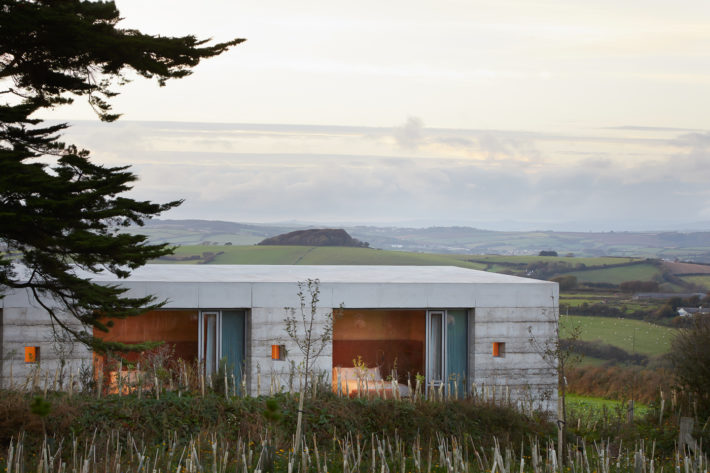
[
  {"left": 654, "top": 304, "right": 678, "bottom": 320},
  {"left": 0, "top": 0, "right": 243, "bottom": 351},
  {"left": 668, "top": 316, "right": 710, "bottom": 415},
  {"left": 0, "top": 391, "right": 551, "bottom": 449},
  {"left": 263, "top": 398, "right": 282, "bottom": 422},
  {"left": 550, "top": 275, "right": 577, "bottom": 291},
  {"left": 564, "top": 302, "right": 651, "bottom": 320},
  {"left": 654, "top": 295, "right": 703, "bottom": 320},
  {"left": 29, "top": 396, "right": 51, "bottom": 418},
  {"left": 525, "top": 260, "right": 575, "bottom": 279},
  {"left": 562, "top": 339, "right": 648, "bottom": 365},
  {"left": 259, "top": 229, "right": 370, "bottom": 248},
  {"left": 0, "top": 0, "right": 243, "bottom": 121},
  {"left": 619, "top": 280, "right": 659, "bottom": 293}
]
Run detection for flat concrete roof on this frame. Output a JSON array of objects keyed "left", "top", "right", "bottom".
[{"left": 86, "top": 264, "right": 551, "bottom": 285}]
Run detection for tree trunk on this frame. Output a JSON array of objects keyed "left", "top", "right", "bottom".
[
  {"left": 294, "top": 388, "right": 305, "bottom": 455},
  {"left": 558, "top": 382, "right": 565, "bottom": 469}
]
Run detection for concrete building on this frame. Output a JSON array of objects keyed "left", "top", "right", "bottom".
[{"left": 0, "top": 265, "right": 558, "bottom": 408}]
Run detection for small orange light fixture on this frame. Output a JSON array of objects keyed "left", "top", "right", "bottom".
[
  {"left": 271, "top": 344, "right": 285, "bottom": 360},
  {"left": 25, "top": 346, "right": 39, "bottom": 363},
  {"left": 492, "top": 342, "right": 504, "bottom": 357}
]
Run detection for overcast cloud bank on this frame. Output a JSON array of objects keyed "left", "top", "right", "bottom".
[{"left": 60, "top": 120, "right": 709, "bottom": 232}]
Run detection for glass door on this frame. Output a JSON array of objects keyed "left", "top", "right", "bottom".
[
  {"left": 199, "top": 311, "right": 220, "bottom": 377},
  {"left": 426, "top": 311, "right": 445, "bottom": 390},
  {"left": 199, "top": 310, "right": 246, "bottom": 388},
  {"left": 426, "top": 310, "right": 468, "bottom": 397}
]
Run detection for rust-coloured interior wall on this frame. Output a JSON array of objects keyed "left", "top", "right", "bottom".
[
  {"left": 95, "top": 310, "right": 199, "bottom": 363},
  {"left": 333, "top": 309, "right": 425, "bottom": 381}
]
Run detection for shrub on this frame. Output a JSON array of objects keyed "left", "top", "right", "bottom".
[
  {"left": 667, "top": 315, "right": 710, "bottom": 415},
  {"left": 550, "top": 275, "right": 577, "bottom": 291},
  {"left": 619, "top": 281, "right": 659, "bottom": 293},
  {"left": 0, "top": 391, "right": 550, "bottom": 450},
  {"left": 562, "top": 339, "right": 648, "bottom": 365},
  {"left": 566, "top": 365, "right": 671, "bottom": 403}
]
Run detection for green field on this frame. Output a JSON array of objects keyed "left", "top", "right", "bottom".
[
  {"left": 681, "top": 275, "right": 710, "bottom": 289},
  {"left": 126, "top": 219, "right": 710, "bottom": 262},
  {"left": 485, "top": 263, "right": 515, "bottom": 273},
  {"left": 468, "top": 255, "right": 637, "bottom": 266},
  {"left": 170, "top": 245, "right": 311, "bottom": 264},
  {"left": 559, "top": 292, "right": 664, "bottom": 317},
  {"left": 560, "top": 315, "right": 676, "bottom": 357},
  {"left": 205, "top": 234, "right": 263, "bottom": 245},
  {"left": 567, "top": 393, "right": 650, "bottom": 420},
  {"left": 158, "top": 245, "right": 699, "bottom": 320},
  {"left": 130, "top": 228, "right": 261, "bottom": 245},
  {"left": 567, "top": 263, "right": 661, "bottom": 284},
  {"left": 161, "top": 245, "right": 649, "bottom": 274},
  {"left": 161, "top": 245, "right": 491, "bottom": 269}
]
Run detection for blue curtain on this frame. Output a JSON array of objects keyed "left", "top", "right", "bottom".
[
  {"left": 446, "top": 310, "right": 468, "bottom": 397},
  {"left": 221, "top": 310, "right": 246, "bottom": 392}
]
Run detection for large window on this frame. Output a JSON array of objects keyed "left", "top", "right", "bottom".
[
  {"left": 333, "top": 309, "right": 426, "bottom": 384},
  {"left": 94, "top": 309, "right": 246, "bottom": 391},
  {"left": 93, "top": 310, "right": 199, "bottom": 392},
  {"left": 96, "top": 309, "right": 199, "bottom": 363},
  {"left": 332, "top": 309, "right": 468, "bottom": 397}
]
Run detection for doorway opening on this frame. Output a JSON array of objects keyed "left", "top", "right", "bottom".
[
  {"left": 426, "top": 309, "right": 468, "bottom": 397},
  {"left": 332, "top": 308, "right": 469, "bottom": 397},
  {"left": 199, "top": 310, "right": 246, "bottom": 387}
]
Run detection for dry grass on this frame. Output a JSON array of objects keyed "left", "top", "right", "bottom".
[
  {"left": 566, "top": 366, "right": 672, "bottom": 404},
  {"left": 3, "top": 422, "right": 709, "bottom": 473}
]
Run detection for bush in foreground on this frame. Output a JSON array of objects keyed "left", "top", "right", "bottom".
[{"left": 0, "top": 390, "right": 551, "bottom": 450}]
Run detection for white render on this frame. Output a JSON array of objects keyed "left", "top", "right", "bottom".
[{"left": 1, "top": 264, "right": 558, "bottom": 410}]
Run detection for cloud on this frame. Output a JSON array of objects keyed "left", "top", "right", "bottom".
[
  {"left": 606, "top": 125, "right": 701, "bottom": 132},
  {"left": 58, "top": 120, "right": 710, "bottom": 230},
  {"left": 123, "top": 149, "right": 707, "bottom": 230},
  {"left": 672, "top": 132, "right": 710, "bottom": 150},
  {"left": 476, "top": 133, "right": 540, "bottom": 162},
  {"left": 434, "top": 136, "right": 476, "bottom": 149},
  {"left": 394, "top": 116, "right": 425, "bottom": 150}
]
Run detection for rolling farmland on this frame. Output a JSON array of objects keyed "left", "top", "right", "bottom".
[{"left": 560, "top": 315, "right": 675, "bottom": 357}]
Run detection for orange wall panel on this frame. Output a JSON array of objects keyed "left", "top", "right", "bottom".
[
  {"left": 334, "top": 309, "right": 425, "bottom": 341},
  {"left": 94, "top": 310, "right": 199, "bottom": 365},
  {"left": 97, "top": 310, "right": 199, "bottom": 343}
]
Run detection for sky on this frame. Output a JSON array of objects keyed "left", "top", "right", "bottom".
[{"left": 45, "top": 0, "right": 710, "bottom": 231}]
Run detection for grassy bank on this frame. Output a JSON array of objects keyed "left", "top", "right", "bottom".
[
  {"left": 0, "top": 390, "right": 550, "bottom": 450},
  {"left": 2, "top": 389, "right": 708, "bottom": 473},
  {"left": 560, "top": 315, "right": 675, "bottom": 358},
  {"left": 567, "top": 393, "right": 650, "bottom": 420}
]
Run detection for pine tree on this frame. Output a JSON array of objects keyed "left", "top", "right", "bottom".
[{"left": 0, "top": 0, "right": 244, "bottom": 351}]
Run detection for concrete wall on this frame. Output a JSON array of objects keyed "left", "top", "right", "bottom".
[
  {"left": 472, "top": 306, "right": 558, "bottom": 413},
  {"left": 102, "top": 281, "right": 556, "bottom": 313},
  {"left": 1, "top": 274, "right": 559, "bottom": 412},
  {"left": 0, "top": 293, "right": 92, "bottom": 390},
  {"left": 247, "top": 307, "right": 334, "bottom": 395}
]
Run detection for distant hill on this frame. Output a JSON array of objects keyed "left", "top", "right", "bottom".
[
  {"left": 154, "top": 243, "right": 710, "bottom": 292},
  {"left": 128, "top": 219, "right": 710, "bottom": 262},
  {"left": 258, "top": 229, "right": 369, "bottom": 248}
]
